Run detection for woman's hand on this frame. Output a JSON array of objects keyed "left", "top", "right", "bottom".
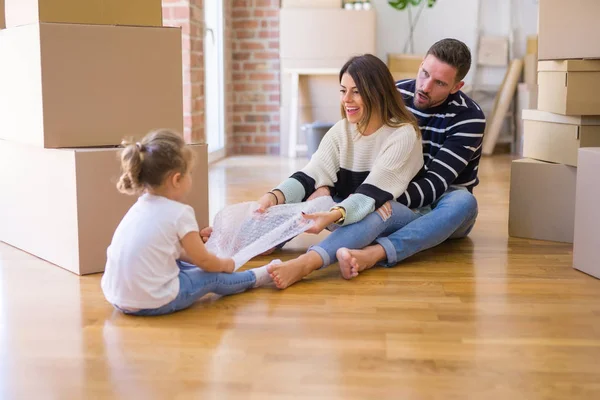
[
  {"left": 256, "top": 190, "right": 283, "bottom": 213},
  {"left": 302, "top": 209, "right": 343, "bottom": 234},
  {"left": 307, "top": 186, "right": 331, "bottom": 201}
]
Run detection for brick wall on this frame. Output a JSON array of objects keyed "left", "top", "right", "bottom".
[
  {"left": 163, "top": 0, "right": 281, "bottom": 154},
  {"left": 162, "top": 0, "right": 205, "bottom": 144},
  {"left": 230, "top": 0, "right": 280, "bottom": 155}
]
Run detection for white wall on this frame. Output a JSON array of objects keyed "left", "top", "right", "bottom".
[{"left": 372, "top": 0, "right": 539, "bottom": 84}]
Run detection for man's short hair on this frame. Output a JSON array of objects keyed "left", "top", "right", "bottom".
[{"left": 426, "top": 38, "right": 472, "bottom": 82}]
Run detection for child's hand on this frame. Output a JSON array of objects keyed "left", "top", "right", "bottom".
[
  {"left": 181, "top": 231, "right": 232, "bottom": 273},
  {"left": 222, "top": 258, "right": 235, "bottom": 273},
  {"left": 200, "top": 226, "right": 212, "bottom": 243}
]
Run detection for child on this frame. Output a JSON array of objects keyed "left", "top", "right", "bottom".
[{"left": 101, "top": 129, "right": 274, "bottom": 316}]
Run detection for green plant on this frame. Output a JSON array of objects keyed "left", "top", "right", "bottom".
[
  {"left": 388, "top": 0, "right": 437, "bottom": 11},
  {"left": 388, "top": 0, "right": 438, "bottom": 53}
]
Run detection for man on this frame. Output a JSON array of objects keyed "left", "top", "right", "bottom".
[{"left": 333, "top": 38, "right": 486, "bottom": 278}]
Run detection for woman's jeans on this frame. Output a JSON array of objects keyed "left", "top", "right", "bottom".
[
  {"left": 309, "top": 188, "right": 479, "bottom": 268},
  {"left": 117, "top": 261, "right": 256, "bottom": 316}
]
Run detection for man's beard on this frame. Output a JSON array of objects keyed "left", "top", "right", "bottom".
[{"left": 413, "top": 90, "right": 430, "bottom": 110}]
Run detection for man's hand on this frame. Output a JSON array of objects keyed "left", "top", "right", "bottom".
[
  {"left": 200, "top": 227, "right": 212, "bottom": 243},
  {"left": 302, "top": 209, "right": 342, "bottom": 234},
  {"left": 307, "top": 186, "right": 331, "bottom": 201}
]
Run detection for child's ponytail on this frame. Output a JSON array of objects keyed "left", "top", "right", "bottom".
[{"left": 117, "top": 140, "right": 146, "bottom": 195}]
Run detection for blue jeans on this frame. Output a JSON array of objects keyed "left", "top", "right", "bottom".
[
  {"left": 309, "top": 188, "right": 478, "bottom": 268},
  {"left": 376, "top": 188, "right": 478, "bottom": 266},
  {"left": 118, "top": 261, "right": 256, "bottom": 316}
]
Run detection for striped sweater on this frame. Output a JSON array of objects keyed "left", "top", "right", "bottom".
[
  {"left": 396, "top": 79, "right": 486, "bottom": 208},
  {"left": 275, "top": 119, "right": 423, "bottom": 226}
]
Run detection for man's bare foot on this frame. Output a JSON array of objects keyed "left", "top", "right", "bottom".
[
  {"left": 336, "top": 246, "right": 383, "bottom": 280},
  {"left": 266, "top": 251, "right": 322, "bottom": 289}
]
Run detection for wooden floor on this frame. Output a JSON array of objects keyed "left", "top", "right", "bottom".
[{"left": 1, "top": 155, "right": 599, "bottom": 400}]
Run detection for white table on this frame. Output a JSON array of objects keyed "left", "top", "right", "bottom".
[{"left": 284, "top": 67, "right": 339, "bottom": 158}]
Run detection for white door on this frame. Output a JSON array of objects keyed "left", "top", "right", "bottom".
[{"left": 204, "top": 0, "right": 225, "bottom": 159}]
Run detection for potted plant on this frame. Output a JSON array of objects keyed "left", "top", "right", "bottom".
[{"left": 388, "top": 0, "right": 438, "bottom": 53}]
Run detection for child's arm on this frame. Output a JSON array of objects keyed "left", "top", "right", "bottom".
[{"left": 180, "top": 231, "right": 235, "bottom": 273}]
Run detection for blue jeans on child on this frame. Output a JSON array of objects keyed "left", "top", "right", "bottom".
[
  {"left": 309, "top": 188, "right": 478, "bottom": 268},
  {"left": 118, "top": 261, "right": 256, "bottom": 316}
]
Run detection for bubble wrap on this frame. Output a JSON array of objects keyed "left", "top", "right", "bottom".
[{"left": 205, "top": 196, "right": 336, "bottom": 270}]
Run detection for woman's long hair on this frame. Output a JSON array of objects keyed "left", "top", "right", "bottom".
[{"left": 339, "top": 54, "right": 420, "bottom": 136}]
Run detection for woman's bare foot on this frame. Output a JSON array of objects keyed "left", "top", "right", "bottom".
[
  {"left": 336, "top": 245, "right": 384, "bottom": 280},
  {"left": 266, "top": 251, "right": 322, "bottom": 289}
]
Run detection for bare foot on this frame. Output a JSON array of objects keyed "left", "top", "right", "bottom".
[
  {"left": 336, "top": 246, "right": 382, "bottom": 280},
  {"left": 337, "top": 248, "right": 360, "bottom": 279},
  {"left": 266, "top": 252, "right": 322, "bottom": 289}
]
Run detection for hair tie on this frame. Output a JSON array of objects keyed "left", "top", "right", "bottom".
[{"left": 136, "top": 142, "right": 144, "bottom": 151}]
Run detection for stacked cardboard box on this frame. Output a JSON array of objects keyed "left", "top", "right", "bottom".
[
  {"left": 0, "top": 1, "right": 209, "bottom": 275},
  {"left": 509, "top": 0, "right": 600, "bottom": 244},
  {"left": 573, "top": 148, "right": 600, "bottom": 279},
  {"left": 515, "top": 36, "right": 538, "bottom": 156}
]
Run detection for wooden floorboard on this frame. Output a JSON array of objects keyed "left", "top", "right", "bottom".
[{"left": 1, "top": 154, "right": 599, "bottom": 400}]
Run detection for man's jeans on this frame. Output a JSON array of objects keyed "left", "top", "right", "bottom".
[{"left": 309, "top": 188, "right": 478, "bottom": 268}]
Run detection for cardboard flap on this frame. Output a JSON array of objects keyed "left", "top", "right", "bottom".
[
  {"left": 522, "top": 109, "right": 600, "bottom": 126},
  {"left": 538, "top": 60, "right": 600, "bottom": 72},
  {"left": 5, "top": 0, "right": 162, "bottom": 28}
]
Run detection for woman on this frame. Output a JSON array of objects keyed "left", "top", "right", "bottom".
[{"left": 260, "top": 54, "right": 424, "bottom": 289}]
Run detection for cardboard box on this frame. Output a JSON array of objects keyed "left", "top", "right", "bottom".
[
  {"left": 388, "top": 53, "right": 423, "bottom": 79},
  {"left": 0, "top": 23, "right": 183, "bottom": 148},
  {"left": 0, "top": 141, "right": 209, "bottom": 276},
  {"left": 537, "top": 60, "right": 600, "bottom": 116},
  {"left": 526, "top": 35, "right": 538, "bottom": 56},
  {"left": 477, "top": 36, "right": 508, "bottom": 66},
  {"left": 4, "top": 0, "right": 162, "bottom": 28},
  {"left": 0, "top": 0, "right": 5, "bottom": 29},
  {"left": 573, "top": 147, "right": 600, "bottom": 279},
  {"left": 538, "top": 0, "right": 600, "bottom": 60},
  {"left": 524, "top": 53, "right": 537, "bottom": 85},
  {"left": 522, "top": 109, "right": 600, "bottom": 166},
  {"left": 508, "top": 158, "right": 576, "bottom": 243},
  {"left": 515, "top": 84, "right": 538, "bottom": 156},
  {"left": 280, "top": 9, "right": 375, "bottom": 66}
]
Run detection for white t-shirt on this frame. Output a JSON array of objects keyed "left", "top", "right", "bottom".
[{"left": 101, "top": 193, "right": 199, "bottom": 309}]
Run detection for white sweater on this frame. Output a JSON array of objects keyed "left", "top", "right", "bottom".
[{"left": 276, "top": 119, "right": 423, "bottom": 225}]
